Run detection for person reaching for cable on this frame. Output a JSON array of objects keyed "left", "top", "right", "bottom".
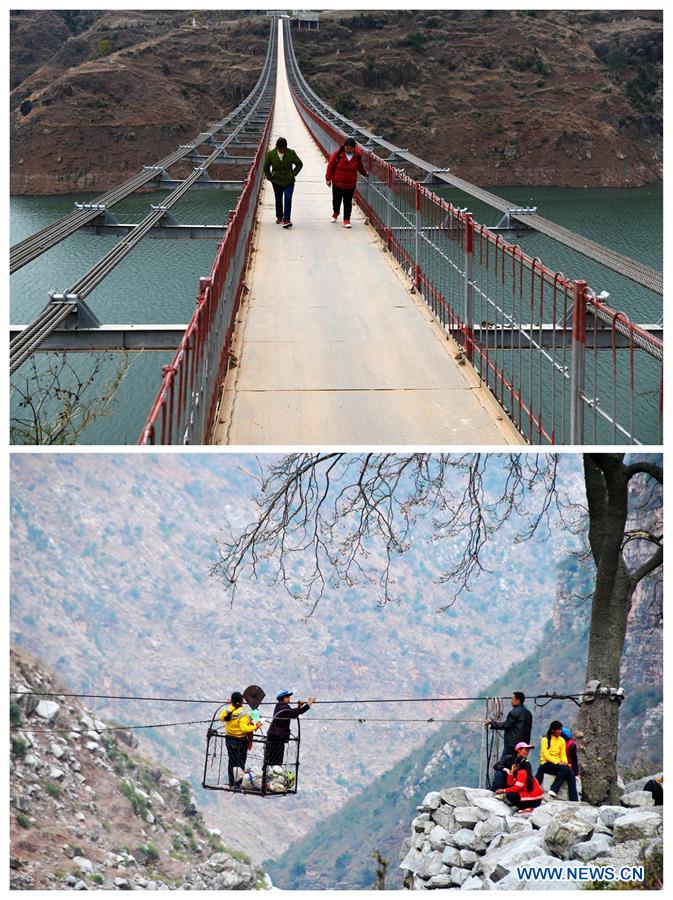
[{"left": 265, "top": 689, "right": 316, "bottom": 768}]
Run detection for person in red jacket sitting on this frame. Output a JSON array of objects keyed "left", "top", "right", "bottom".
[
  {"left": 495, "top": 741, "right": 544, "bottom": 812},
  {"left": 325, "top": 137, "right": 369, "bottom": 228}
]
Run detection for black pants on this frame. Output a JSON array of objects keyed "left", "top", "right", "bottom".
[
  {"left": 225, "top": 736, "right": 248, "bottom": 787},
  {"left": 332, "top": 186, "right": 355, "bottom": 220},
  {"left": 505, "top": 792, "right": 542, "bottom": 810},
  {"left": 264, "top": 737, "right": 285, "bottom": 767},
  {"left": 536, "top": 762, "right": 578, "bottom": 800}
]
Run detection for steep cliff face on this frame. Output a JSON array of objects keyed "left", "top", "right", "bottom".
[
  {"left": 10, "top": 11, "right": 268, "bottom": 195},
  {"left": 10, "top": 650, "right": 263, "bottom": 891},
  {"left": 10, "top": 10, "right": 661, "bottom": 195}
]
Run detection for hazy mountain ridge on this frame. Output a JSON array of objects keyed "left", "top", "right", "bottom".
[{"left": 11, "top": 453, "right": 580, "bottom": 863}]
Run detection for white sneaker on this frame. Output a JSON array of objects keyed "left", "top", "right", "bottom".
[{"left": 547, "top": 790, "right": 557, "bottom": 798}]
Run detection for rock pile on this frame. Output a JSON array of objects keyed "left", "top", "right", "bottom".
[{"left": 399, "top": 784, "right": 662, "bottom": 890}]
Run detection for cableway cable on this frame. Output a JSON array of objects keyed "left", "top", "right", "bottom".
[{"left": 10, "top": 689, "right": 584, "bottom": 706}]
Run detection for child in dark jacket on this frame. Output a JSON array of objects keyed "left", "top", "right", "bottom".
[{"left": 325, "top": 137, "right": 368, "bottom": 228}]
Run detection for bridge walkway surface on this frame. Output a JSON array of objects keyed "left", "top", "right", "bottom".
[{"left": 214, "top": 21, "right": 520, "bottom": 445}]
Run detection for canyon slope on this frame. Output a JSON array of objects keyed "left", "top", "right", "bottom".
[
  {"left": 10, "top": 9, "right": 662, "bottom": 195},
  {"left": 10, "top": 649, "right": 263, "bottom": 890}
]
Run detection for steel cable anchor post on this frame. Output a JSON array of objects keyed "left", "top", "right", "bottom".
[{"left": 570, "top": 280, "right": 588, "bottom": 444}]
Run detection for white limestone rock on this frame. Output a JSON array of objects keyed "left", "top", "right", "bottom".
[
  {"left": 430, "top": 806, "right": 455, "bottom": 830},
  {"left": 419, "top": 791, "right": 442, "bottom": 812},
  {"left": 544, "top": 809, "right": 595, "bottom": 859},
  {"left": 36, "top": 700, "right": 60, "bottom": 721},
  {"left": 472, "top": 796, "right": 512, "bottom": 819},
  {"left": 479, "top": 833, "right": 546, "bottom": 882},
  {"left": 441, "top": 846, "right": 462, "bottom": 868},
  {"left": 505, "top": 815, "right": 533, "bottom": 835},
  {"left": 399, "top": 848, "right": 424, "bottom": 875},
  {"left": 73, "top": 857, "right": 93, "bottom": 874},
  {"left": 598, "top": 805, "right": 627, "bottom": 829},
  {"left": 621, "top": 790, "right": 655, "bottom": 809},
  {"left": 439, "top": 787, "right": 470, "bottom": 807},
  {"left": 451, "top": 828, "right": 484, "bottom": 852},
  {"left": 450, "top": 866, "right": 472, "bottom": 886},
  {"left": 426, "top": 874, "right": 452, "bottom": 887},
  {"left": 612, "top": 810, "right": 663, "bottom": 843},
  {"left": 573, "top": 833, "right": 614, "bottom": 862},
  {"left": 454, "top": 806, "right": 481, "bottom": 829},
  {"left": 413, "top": 813, "right": 430, "bottom": 832},
  {"left": 463, "top": 875, "right": 486, "bottom": 890},
  {"left": 475, "top": 815, "right": 507, "bottom": 844},
  {"left": 460, "top": 849, "right": 479, "bottom": 867}
]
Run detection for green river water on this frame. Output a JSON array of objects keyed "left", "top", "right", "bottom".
[{"left": 10, "top": 182, "right": 662, "bottom": 444}]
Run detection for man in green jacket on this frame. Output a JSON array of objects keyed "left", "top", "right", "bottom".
[{"left": 264, "top": 137, "right": 303, "bottom": 228}]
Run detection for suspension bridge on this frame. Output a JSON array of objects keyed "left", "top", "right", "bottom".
[{"left": 10, "top": 16, "right": 663, "bottom": 446}]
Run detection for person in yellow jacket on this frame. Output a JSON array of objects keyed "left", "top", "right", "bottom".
[
  {"left": 535, "top": 719, "right": 578, "bottom": 800},
  {"left": 219, "top": 691, "right": 260, "bottom": 788}
]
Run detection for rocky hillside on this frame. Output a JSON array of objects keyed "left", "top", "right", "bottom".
[
  {"left": 10, "top": 10, "right": 269, "bottom": 195},
  {"left": 294, "top": 9, "right": 662, "bottom": 188},
  {"left": 10, "top": 649, "right": 264, "bottom": 891},
  {"left": 10, "top": 10, "right": 661, "bottom": 195},
  {"left": 10, "top": 452, "right": 575, "bottom": 862},
  {"left": 399, "top": 782, "right": 663, "bottom": 889}
]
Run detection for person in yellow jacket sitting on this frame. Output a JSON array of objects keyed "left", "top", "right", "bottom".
[
  {"left": 219, "top": 691, "right": 260, "bottom": 788},
  {"left": 535, "top": 719, "right": 578, "bottom": 800}
]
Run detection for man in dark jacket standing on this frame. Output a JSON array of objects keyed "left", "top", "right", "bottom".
[
  {"left": 265, "top": 689, "right": 316, "bottom": 767},
  {"left": 486, "top": 691, "right": 533, "bottom": 790},
  {"left": 264, "top": 137, "right": 303, "bottom": 228}
]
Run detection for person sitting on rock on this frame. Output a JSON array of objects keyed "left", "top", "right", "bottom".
[
  {"left": 485, "top": 691, "right": 532, "bottom": 790},
  {"left": 535, "top": 720, "right": 578, "bottom": 800},
  {"left": 495, "top": 741, "right": 543, "bottom": 812}
]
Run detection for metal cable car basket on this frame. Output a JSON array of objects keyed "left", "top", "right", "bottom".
[{"left": 202, "top": 704, "right": 300, "bottom": 797}]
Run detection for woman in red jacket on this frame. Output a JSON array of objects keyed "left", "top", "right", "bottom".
[
  {"left": 495, "top": 741, "right": 544, "bottom": 812},
  {"left": 325, "top": 137, "right": 369, "bottom": 228}
]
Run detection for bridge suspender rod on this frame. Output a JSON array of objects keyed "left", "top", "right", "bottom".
[
  {"left": 283, "top": 25, "right": 661, "bottom": 296},
  {"left": 9, "top": 27, "right": 277, "bottom": 275}
]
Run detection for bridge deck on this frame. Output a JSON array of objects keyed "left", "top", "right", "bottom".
[{"left": 214, "top": 22, "right": 520, "bottom": 445}]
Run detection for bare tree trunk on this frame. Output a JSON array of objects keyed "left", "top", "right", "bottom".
[{"left": 574, "top": 455, "right": 632, "bottom": 805}]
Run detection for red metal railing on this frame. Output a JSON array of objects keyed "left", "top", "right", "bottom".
[
  {"left": 139, "top": 114, "right": 272, "bottom": 444},
  {"left": 289, "top": 89, "right": 662, "bottom": 445}
]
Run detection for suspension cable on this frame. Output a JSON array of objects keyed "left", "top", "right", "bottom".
[{"left": 10, "top": 689, "right": 583, "bottom": 706}]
